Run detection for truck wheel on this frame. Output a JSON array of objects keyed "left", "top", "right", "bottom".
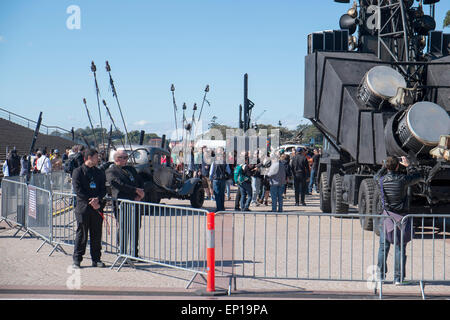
[
  {"left": 331, "top": 174, "right": 349, "bottom": 214},
  {"left": 190, "top": 183, "right": 205, "bottom": 208},
  {"left": 319, "top": 172, "right": 332, "bottom": 213},
  {"left": 358, "top": 179, "right": 376, "bottom": 232},
  {"left": 371, "top": 187, "right": 383, "bottom": 237}
]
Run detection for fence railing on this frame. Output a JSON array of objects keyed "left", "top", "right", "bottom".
[
  {"left": 1, "top": 178, "right": 28, "bottom": 233},
  {"left": 29, "top": 172, "right": 72, "bottom": 193},
  {"left": 110, "top": 199, "right": 209, "bottom": 282},
  {"left": 1, "top": 177, "right": 449, "bottom": 299},
  {"left": 51, "top": 192, "right": 119, "bottom": 254},
  {"left": 213, "top": 211, "right": 450, "bottom": 298}
]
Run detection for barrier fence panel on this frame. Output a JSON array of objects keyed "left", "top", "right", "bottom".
[
  {"left": 400, "top": 214, "right": 450, "bottom": 299},
  {"left": 1, "top": 178, "right": 28, "bottom": 230},
  {"left": 26, "top": 185, "right": 52, "bottom": 244},
  {"left": 51, "top": 192, "right": 119, "bottom": 254},
  {"left": 112, "top": 199, "right": 209, "bottom": 278},
  {"left": 29, "top": 172, "right": 71, "bottom": 193},
  {"left": 214, "top": 211, "right": 402, "bottom": 296}
]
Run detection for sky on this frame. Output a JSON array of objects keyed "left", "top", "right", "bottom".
[{"left": 0, "top": 0, "right": 449, "bottom": 139}]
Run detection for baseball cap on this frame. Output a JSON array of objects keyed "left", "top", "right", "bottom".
[{"left": 296, "top": 147, "right": 303, "bottom": 153}]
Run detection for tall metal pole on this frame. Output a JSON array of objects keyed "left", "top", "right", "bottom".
[
  {"left": 239, "top": 104, "right": 243, "bottom": 129},
  {"left": 27, "top": 112, "right": 43, "bottom": 182},
  {"left": 91, "top": 61, "right": 106, "bottom": 150},
  {"left": 105, "top": 61, "right": 134, "bottom": 154},
  {"left": 102, "top": 99, "right": 126, "bottom": 150},
  {"left": 82, "top": 98, "right": 98, "bottom": 148},
  {"left": 244, "top": 73, "right": 249, "bottom": 132},
  {"left": 197, "top": 85, "right": 210, "bottom": 123},
  {"left": 171, "top": 84, "right": 179, "bottom": 140}
]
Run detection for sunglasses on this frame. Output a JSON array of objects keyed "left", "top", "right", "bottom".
[{"left": 117, "top": 156, "right": 129, "bottom": 160}]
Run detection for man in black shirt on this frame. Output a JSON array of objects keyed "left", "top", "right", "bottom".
[
  {"left": 72, "top": 149, "right": 107, "bottom": 269},
  {"left": 106, "top": 150, "right": 145, "bottom": 257},
  {"left": 6, "top": 149, "right": 21, "bottom": 177},
  {"left": 291, "top": 147, "right": 310, "bottom": 206},
  {"left": 308, "top": 148, "right": 320, "bottom": 194}
]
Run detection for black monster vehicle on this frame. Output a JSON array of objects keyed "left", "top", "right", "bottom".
[
  {"left": 304, "top": 0, "right": 450, "bottom": 233},
  {"left": 111, "top": 146, "right": 205, "bottom": 208}
]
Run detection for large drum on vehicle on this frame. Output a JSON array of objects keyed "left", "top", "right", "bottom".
[
  {"left": 358, "top": 65, "right": 406, "bottom": 109},
  {"left": 397, "top": 101, "right": 450, "bottom": 154}
]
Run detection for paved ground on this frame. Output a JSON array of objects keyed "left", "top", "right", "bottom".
[{"left": 1, "top": 185, "right": 449, "bottom": 300}]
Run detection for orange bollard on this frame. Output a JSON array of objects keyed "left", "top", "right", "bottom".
[{"left": 206, "top": 212, "right": 215, "bottom": 292}]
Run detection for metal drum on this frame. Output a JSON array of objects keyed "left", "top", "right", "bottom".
[
  {"left": 397, "top": 101, "right": 450, "bottom": 154},
  {"left": 358, "top": 66, "right": 406, "bottom": 109}
]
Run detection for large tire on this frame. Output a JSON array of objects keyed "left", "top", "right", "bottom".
[
  {"left": 319, "top": 172, "right": 332, "bottom": 213},
  {"left": 358, "top": 179, "right": 376, "bottom": 231},
  {"left": 190, "top": 183, "right": 205, "bottom": 208},
  {"left": 331, "top": 174, "right": 349, "bottom": 214}
]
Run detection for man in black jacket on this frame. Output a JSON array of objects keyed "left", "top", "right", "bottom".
[
  {"left": 72, "top": 149, "right": 107, "bottom": 269},
  {"left": 106, "top": 150, "right": 145, "bottom": 257},
  {"left": 209, "top": 148, "right": 231, "bottom": 212},
  {"left": 291, "top": 147, "right": 310, "bottom": 206},
  {"left": 6, "top": 149, "right": 21, "bottom": 177},
  {"left": 375, "top": 156, "right": 421, "bottom": 285}
]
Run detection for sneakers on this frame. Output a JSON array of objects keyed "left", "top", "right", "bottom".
[
  {"left": 92, "top": 261, "right": 106, "bottom": 268},
  {"left": 301, "top": 202, "right": 307, "bottom": 206},
  {"left": 72, "top": 261, "right": 81, "bottom": 269},
  {"left": 394, "top": 280, "right": 411, "bottom": 286}
]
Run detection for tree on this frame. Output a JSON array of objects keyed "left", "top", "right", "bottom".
[
  {"left": 208, "top": 116, "right": 218, "bottom": 129},
  {"left": 444, "top": 10, "right": 450, "bottom": 28}
]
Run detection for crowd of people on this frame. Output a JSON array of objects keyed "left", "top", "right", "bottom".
[
  {"left": 172, "top": 146, "right": 323, "bottom": 213},
  {"left": 1, "top": 146, "right": 80, "bottom": 178}
]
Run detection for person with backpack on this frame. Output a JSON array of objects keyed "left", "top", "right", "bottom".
[
  {"left": 65, "top": 145, "right": 85, "bottom": 177},
  {"left": 36, "top": 150, "right": 52, "bottom": 174},
  {"left": 234, "top": 155, "right": 252, "bottom": 212},
  {"left": 375, "top": 156, "right": 421, "bottom": 285},
  {"left": 209, "top": 148, "right": 231, "bottom": 212}
]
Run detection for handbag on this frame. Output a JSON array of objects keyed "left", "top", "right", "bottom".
[{"left": 379, "top": 177, "right": 413, "bottom": 244}]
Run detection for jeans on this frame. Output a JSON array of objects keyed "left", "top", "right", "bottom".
[
  {"left": 238, "top": 181, "right": 252, "bottom": 211},
  {"left": 308, "top": 169, "right": 318, "bottom": 193},
  {"left": 294, "top": 175, "right": 307, "bottom": 204},
  {"left": 251, "top": 176, "right": 261, "bottom": 204},
  {"left": 270, "top": 185, "right": 284, "bottom": 212},
  {"left": 225, "top": 179, "right": 232, "bottom": 199},
  {"left": 377, "top": 223, "right": 407, "bottom": 282},
  {"left": 213, "top": 179, "right": 226, "bottom": 212}
]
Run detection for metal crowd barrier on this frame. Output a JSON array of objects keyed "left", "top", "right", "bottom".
[
  {"left": 400, "top": 214, "right": 449, "bottom": 299},
  {"left": 2, "top": 176, "right": 449, "bottom": 298},
  {"left": 29, "top": 171, "right": 72, "bottom": 193},
  {"left": 51, "top": 192, "right": 119, "bottom": 255},
  {"left": 110, "top": 199, "right": 210, "bottom": 286},
  {"left": 213, "top": 211, "right": 450, "bottom": 298},
  {"left": 1, "top": 178, "right": 28, "bottom": 235}
]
